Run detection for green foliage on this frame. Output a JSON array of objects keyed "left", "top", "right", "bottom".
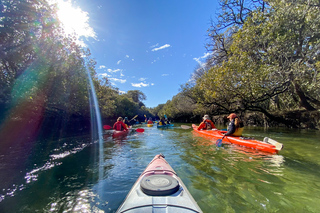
[{"left": 156, "top": 0, "right": 320, "bottom": 127}]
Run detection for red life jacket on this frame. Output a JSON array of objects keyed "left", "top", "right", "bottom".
[
  {"left": 114, "top": 122, "right": 123, "bottom": 131},
  {"left": 204, "top": 120, "right": 212, "bottom": 130}
]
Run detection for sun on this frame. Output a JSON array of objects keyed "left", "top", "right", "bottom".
[{"left": 51, "top": 0, "right": 96, "bottom": 46}]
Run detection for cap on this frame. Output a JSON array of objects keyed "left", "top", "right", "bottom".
[
  {"left": 203, "top": 115, "right": 210, "bottom": 120},
  {"left": 227, "top": 113, "right": 237, "bottom": 119}
]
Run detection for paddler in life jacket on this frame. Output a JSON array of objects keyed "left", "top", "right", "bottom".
[
  {"left": 124, "top": 117, "right": 130, "bottom": 128},
  {"left": 159, "top": 117, "right": 166, "bottom": 126},
  {"left": 197, "top": 115, "right": 216, "bottom": 130},
  {"left": 113, "top": 117, "right": 128, "bottom": 131},
  {"left": 223, "top": 113, "right": 244, "bottom": 137},
  {"left": 147, "top": 117, "right": 153, "bottom": 124}
]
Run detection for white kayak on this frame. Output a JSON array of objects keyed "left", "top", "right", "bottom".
[{"left": 116, "top": 154, "right": 203, "bottom": 212}]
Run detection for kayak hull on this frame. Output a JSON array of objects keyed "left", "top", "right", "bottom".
[
  {"left": 116, "top": 154, "right": 203, "bottom": 213},
  {"left": 147, "top": 124, "right": 153, "bottom": 127},
  {"left": 157, "top": 124, "right": 174, "bottom": 128},
  {"left": 192, "top": 124, "right": 281, "bottom": 153},
  {"left": 112, "top": 127, "right": 131, "bottom": 138}
]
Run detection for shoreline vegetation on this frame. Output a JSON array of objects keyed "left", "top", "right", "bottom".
[{"left": 1, "top": 0, "right": 320, "bottom": 143}]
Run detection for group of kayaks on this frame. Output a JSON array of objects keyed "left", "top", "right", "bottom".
[
  {"left": 146, "top": 123, "right": 174, "bottom": 128},
  {"left": 103, "top": 123, "right": 175, "bottom": 138},
  {"left": 111, "top": 123, "right": 284, "bottom": 212}
]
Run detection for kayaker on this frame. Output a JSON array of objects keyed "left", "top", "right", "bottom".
[
  {"left": 147, "top": 117, "right": 153, "bottom": 124},
  {"left": 197, "top": 115, "right": 216, "bottom": 130},
  {"left": 165, "top": 118, "right": 170, "bottom": 124},
  {"left": 124, "top": 117, "right": 130, "bottom": 127},
  {"left": 159, "top": 117, "right": 166, "bottom": 126},
  {"left": 113, "top": 117, "right": 128, "bottom": 131},
  {"left": 223, "top": 113, "right": 244, "bottom": 136}
]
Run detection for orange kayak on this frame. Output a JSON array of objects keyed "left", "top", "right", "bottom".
[{"left": 192, "top": 124, "right": 283, "bottom": 154}]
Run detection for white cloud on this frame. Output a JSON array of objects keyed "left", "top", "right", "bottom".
[
  {"left": 152, "top": 44, "right": 171, "bottom": 52},
  {"left": 125, "top": 55, "right": 129, "bottom": 58},
  {"left": 193, "top": 52, "right": 212, "bottom": 66},
  {"left": 98, "top": 73, "right": 111, "bottom": 78},
  {"left": 99, "top": 65, "right": 106, "bottom": 69},
  {"left": 109, "top": 78, "right": 126, "bottom": 83},
  {"left": 107, "top": 68, "right": 122, "bottom": 73},
  {"left": 161, "top": 74, "right": 169, "bottom": 76},
  {"left": 117, "top": 60, "right": 121, "bottom": 65},
  {"left": 139, "top": 78, "right": 147, "bottom": 81},
  {"left": 193, "top": 57, "right": 202, "bottom": 65},
  {"left": 131, "top": 82, "right": 149, "bottom": 87},
  {"left": 119, "top": 90, "right": 126, "bottom": 94},
  {"left": 202, "top": 52, "right": 212, "bottom": 58}
]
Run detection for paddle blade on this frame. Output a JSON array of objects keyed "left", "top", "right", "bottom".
[
  {"left": 216, "top": 139, "right": 223, "bottom": 147},
  {"left": 181, "top": 125, "right": 191, "bottom": 129},
  {"left": 136, "top": 128, "right": 144, "bottom": 132},
  {"left": 130, "top": 115, "right": 138, "bottom": 121},
  {"left": 263, "top": 137, "right": 283, "bottom": 151},
  {"left": 103, "top": 125, "right": 112, "bottom": 130}
]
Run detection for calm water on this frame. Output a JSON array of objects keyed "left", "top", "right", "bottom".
[{"left": 0, "top": 124, "right": 320, "bottom": 212}]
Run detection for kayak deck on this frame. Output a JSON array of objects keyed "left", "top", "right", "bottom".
[
  {"left": 192, "top": 124, "right": 282, "bottom": 154},
  {"left": 116, "top": 154, "right": 203, "bottom": 213}
]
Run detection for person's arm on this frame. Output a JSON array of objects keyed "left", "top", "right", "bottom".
[
  {"left": 121, "top": 121, "right": 128, "bottom": 130},
  {"left": 197, "top": 122, "right": 205, "bottom": 130},
  {"left": 113, "top": 122, "right": 117, "bottom": 130}
]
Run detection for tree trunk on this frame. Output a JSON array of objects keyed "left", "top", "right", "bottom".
[{"left": 293, "top": 81, "right": 316, "bottom": 111}]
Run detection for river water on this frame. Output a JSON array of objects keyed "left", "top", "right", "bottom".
[{"left": 0, "top": 124, "right": 319, "bottom": 212}]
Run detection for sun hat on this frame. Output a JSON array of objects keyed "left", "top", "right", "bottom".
[
  {"left": 227, "top": 113, "right": 237, "bottom": 119},
  {"left": 203, "top": 115, "right": 210, "bottom": 120}
]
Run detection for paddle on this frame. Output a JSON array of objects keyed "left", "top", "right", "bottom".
[
  {"left": 181, "top": 125, "right": 192, "bottom": 129},
  {"left": 129, "top": 115, "right": 138, "bottom": 121},
  {"left": 263, "top": 137, "right": 283, "bottom": 151},
  {"left": 216, "top": 135, "right": 226, "bottom": 147},
  {"left": 135, "top": 128, "right": 144, "bottom": 132},
  {"left": 103, "top": 125, "right": 112, "bottom": 130}
]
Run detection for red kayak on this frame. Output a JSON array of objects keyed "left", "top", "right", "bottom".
[
  {"left": 116, "top": 154, "right": 203, "bottom": 213},
  {"left": 112, "top": 126, "right": 131, "bottom": 138},
  {"left": 192, "top": 124, "right": 283, "bottom": 154}
]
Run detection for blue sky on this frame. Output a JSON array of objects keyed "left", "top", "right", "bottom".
[{"left": 55, "top": 0, "right": 219, "bottom": 107}]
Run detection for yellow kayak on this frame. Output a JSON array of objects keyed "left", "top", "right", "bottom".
[{"left": 147, "top": 124, "right": 153, "bottom": 127}]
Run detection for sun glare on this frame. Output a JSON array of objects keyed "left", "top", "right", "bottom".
[{"left": 51, "top": 0, "right": 96, "bottom": 46}]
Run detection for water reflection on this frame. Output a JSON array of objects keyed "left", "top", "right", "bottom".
[{"left": 1, "top": 125, "right": 320, "bottom": 212}]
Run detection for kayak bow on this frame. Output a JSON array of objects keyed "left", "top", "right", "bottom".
[{"left": 116, "top": 154, "right": 203, "bottom": 213}]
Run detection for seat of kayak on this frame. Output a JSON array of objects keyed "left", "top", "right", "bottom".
[{"left": 140, "top": 174, "right": 180, "bottom": 196}]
